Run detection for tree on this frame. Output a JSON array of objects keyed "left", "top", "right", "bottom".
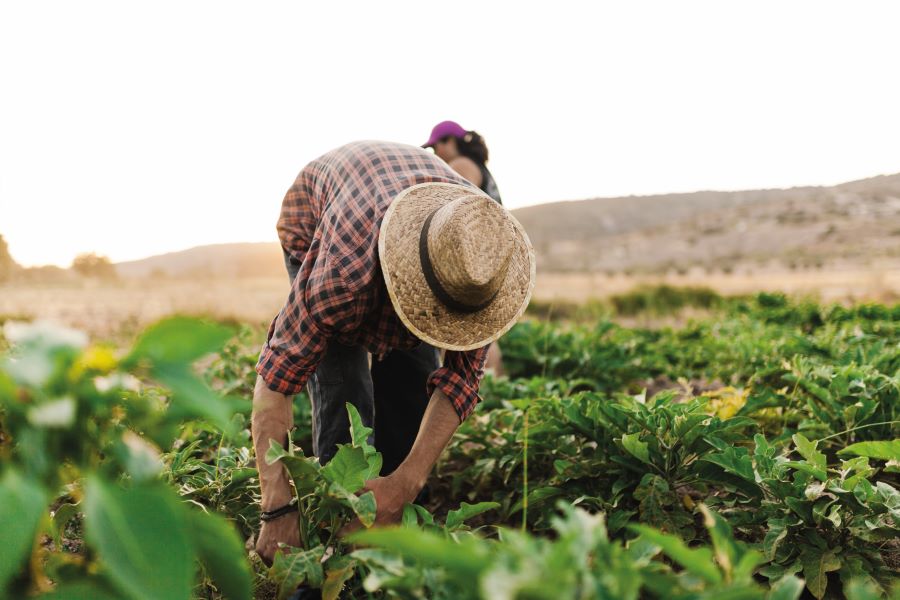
[
  {"left": 0, "top": 234, "right": 19, "bottom": 282},
  {"left": 71, "top": 253, "right": 118, "bottom": 280}
]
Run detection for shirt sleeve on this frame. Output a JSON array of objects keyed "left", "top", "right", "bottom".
[
  {"left": 427, "top": 344, "right": 489, "bottom": 421},
  {"left": 256, "top": 241, "right": 365, "bottom": 395},
  {"left": 277, "top": 167, "right": 320, "bottom": 268}
]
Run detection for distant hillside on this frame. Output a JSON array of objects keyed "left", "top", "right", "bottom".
[
  {"left": 116, "top": 172, "right": 900, "bottom": 278},
  {"left": 515, "top": 172, "right": 900, "bottom": 273},
  {"left": 116, "top": 242, "right": 284, "bottom": 279}
]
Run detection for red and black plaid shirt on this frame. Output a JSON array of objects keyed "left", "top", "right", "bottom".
[{"left": 256, "top": 141, "right": 489, "bottom": 421}]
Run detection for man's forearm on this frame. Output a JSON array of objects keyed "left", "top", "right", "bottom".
[
  {"left": 392, "top": 388, "right": 461, "bottom": 494},
  {"left": 251, "top": 375, "right": 294, "bottom": 511}
]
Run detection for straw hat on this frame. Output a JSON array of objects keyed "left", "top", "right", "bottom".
[{"left": 379, "top": 183, "right": 536, "bottom": 351}]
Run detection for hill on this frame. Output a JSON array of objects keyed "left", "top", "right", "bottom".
[
  {"left": 116, "top": 242, "right": 285, "bottom": 279},
  {"left": 515, "top": 172, "right": 900, "bottom": 273},
  {"left": 114, "top": 173, "right": 900, "bottom": 278}
]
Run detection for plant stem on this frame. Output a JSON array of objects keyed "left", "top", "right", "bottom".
[
  {"left": 819, "top": 420, "right": 900, "bottom": 442},
  {"left": 297, "top": 497, "right": 309, "bottom": 549},
  {"left": 522, "top": 407, "right": 529, "bottom": 533},
  {"left": 214, "top": 430, "right": 226, "bottom": 483}
]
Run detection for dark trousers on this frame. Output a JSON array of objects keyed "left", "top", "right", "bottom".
[{"left": 284, "top": 250, "right": 439, "bottom": 474}]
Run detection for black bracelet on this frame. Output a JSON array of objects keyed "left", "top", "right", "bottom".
[{"left": 260, "top": 499, "right": 298, "bottom": 522}]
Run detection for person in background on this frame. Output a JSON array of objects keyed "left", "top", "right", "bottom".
[
  {"left": 424, "top": 121, "right": 505, "bottom": 374},
  {"left": 423, "top": 120, "right": 502, "bottom": 205}
]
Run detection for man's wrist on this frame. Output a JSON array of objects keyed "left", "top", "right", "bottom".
[
  {"left": 260, "top": 478, "right": 294, "bottom": 512},
  {"left": 260, "top": 498, "right": 298, "bottom": 522},
  {"left": 390, "top": 463, "right": 428, "bottom": 501}
]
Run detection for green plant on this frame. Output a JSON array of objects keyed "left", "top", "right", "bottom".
[
  {"left": 0, "top": 318, "right": 252, "bottom": 600},
  {"left": 4, "top": 293, "right": 897, "bottom": 599},
  {"left": 439, "top": 390, "right": 757, "bottom": 537},
  {"left": 702, "top": 433, "right": 899, "bottom": 598},
  {"left": 261, "top": 404, "right": 379, "bottom": 599},
  {"left": 352, "top": 502, "right": 805, "bottom": 600}
]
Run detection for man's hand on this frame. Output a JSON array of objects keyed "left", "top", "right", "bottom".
[
  {"left": 363, "top": 472, "right": 420, "bottom": 526},
  {"left": 255, "top": 515, "right": 301, "bottom": 567},
  {"left": 339, "top": 471, "right": 420, "bottom": 538},
  {"left": 342, "top": 388, "right": 460, "bottom": 539}
]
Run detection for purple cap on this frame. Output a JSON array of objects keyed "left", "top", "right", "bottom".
[{"left": 422, "top": 120, "right": 468, "bottom": 148}]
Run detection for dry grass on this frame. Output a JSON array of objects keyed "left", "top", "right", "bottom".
[
  {"left": 0, "top": 277, "right": 290, "bottom": 340},
  {"left": 534, "top": 267, "right": 900, "bottom": 304},
  {"left": 1, "top": 267, "right": 897, "bottom": 339}
]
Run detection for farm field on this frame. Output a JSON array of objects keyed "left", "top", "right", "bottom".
[
  {"left": 1, "top": 289, "right": 898, "bottom": 599},
  {"left": 1, "top": 266, "right": 899, "bottom": 339}
]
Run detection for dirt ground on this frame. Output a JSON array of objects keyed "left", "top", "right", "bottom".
[{"left": 1, "top": 267, "right": 897, "bottom": 339}]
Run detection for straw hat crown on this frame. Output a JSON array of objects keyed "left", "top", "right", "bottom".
[
  {"left": 379, "top": 182, "right": 535, "bottom": 351},
  {"left": 424, "top": 195, "right": 516, "bottom": 311}
]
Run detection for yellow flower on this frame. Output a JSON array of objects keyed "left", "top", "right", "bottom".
[{"left": 70, "top": 346, "right": 117, "bottom": 378}]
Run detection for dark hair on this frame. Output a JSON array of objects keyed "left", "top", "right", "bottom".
[{"left": 450, "top": 130, "right": 489, "bottom": 165}]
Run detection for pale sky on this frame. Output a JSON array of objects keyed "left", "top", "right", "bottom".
[{"left": 2, "top": 1, "right": 899, "bottom": 267}]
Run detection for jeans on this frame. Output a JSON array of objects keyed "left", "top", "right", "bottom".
[{"left": 283, "top": 249, "right": 439, "bottom": 474}]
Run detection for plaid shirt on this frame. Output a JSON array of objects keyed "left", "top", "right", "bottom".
[{"left": 256, "top": 141, "right": 489, "bottom": 421}]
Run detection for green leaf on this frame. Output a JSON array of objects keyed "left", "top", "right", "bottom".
[
  {"left": 0, "top": 370, "right": 15, "bottom": 400},
  {"left": 785, "top": 461, "right": 828, "bottom": 482},
  {"left": 508, "top": 486, "right": 563, "bottom": 517},
  {"left": 838, "top": 440, "right": 900, "bottom": 462},
  {"left": 83, "top": 476, "right": 194, "bottom": 600},
  {"left": 152, "top": 364, "right": 235, "bottom": 433},
  {"left": 0, "top": 470, "right": 47, "bottom": 591},
  {"left": 633, "top": 474, "right": 693, "bottom": 536},
  {"left": 628, "top": 524, "right": 722, "bottom": 584},
  {"left": 40, "top": 580, "right": 122, "bottom": 600},
  {"left": 345, "top": 404, "right": 382, "bottom": 479},
  {"left": 844, "top": 577, "right": 884, "bottom": 600},
  {"left": 349, "top": 526, "right": 489, "bottom": 576},
  {"left": 321, "top": 445, "right": 369, "bottom": 493},
  {"left": 759, "top": 561, "right": 802, "bottom": 583},
  {"left": 346, "top": 403, "right": 372, "bottom": 448},
  {"left": 445, "top": 501, "right": 500, "bottom": 530},
  {"left": 800, "top": 546, "right": 841, "bottom": 599},
  {"left": 401, "top": 503, "right": 419, "bottom": 528},
  {"left": 125, "top": 316, "right": 233, "bottom": 366},
  {"left": 51, "top": 502, "right": 80, "bottom": 548},
  {"left": 115, "top": 430, "right": 164, "bottom": 482},
  {"left": 607, "top": 509, "right": 637, "bottom": 534},
  {"left": 700, "top": 505, "right": 737, "bottom": 575},
  {"left": 839, "top": 558, "right": 881, "bottom": 600},
  {"left": 411, "top": 503, "right": 435, "bottom": 526},
  {"left": 187, "top": 509, "right": 253, "bottom": 600},
  {"left": 767, "top": 575, "right": 805, "bottom": 600},
  {"left": 267, "top": 439, "right": 320, "bottom": 495},
  {"left": 763, "top": 518, "right": 793, "bottom": 561},
  {"left": 784, "top": 497, "right": 814, "bottom": 523},
  {"left": 621, "top": 433, "right": 650, "bottom": 464},
  {"left": 363, "top": 452, "right": 383, "bottom": 482},
  {"left": 754, "top": 433, "right": 777, "bottom": 478},
  {"left": 322, "top": 557, "right": 356, "bottom": 600},
  {"left": 792, "top": 434, "right": 826, "bottom": 471},
  {"left": 626, "top": 536, "right": 661, "bottom": 563},
  {"left": 269, "top": 545, "right": 325, "bottom": 599},
  {"left": 799, "top": 379, "right": 835, "bottom": 409},
  {"left": 327, "top": 483, "right": 377, "bottom": 527},
  {"left": 702, "top": 446, "right": 757, "bottom": 483}
]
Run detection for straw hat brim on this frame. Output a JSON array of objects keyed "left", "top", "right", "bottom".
[{"left": 379, "top": 182, "right": 536, "bottom": 351}]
